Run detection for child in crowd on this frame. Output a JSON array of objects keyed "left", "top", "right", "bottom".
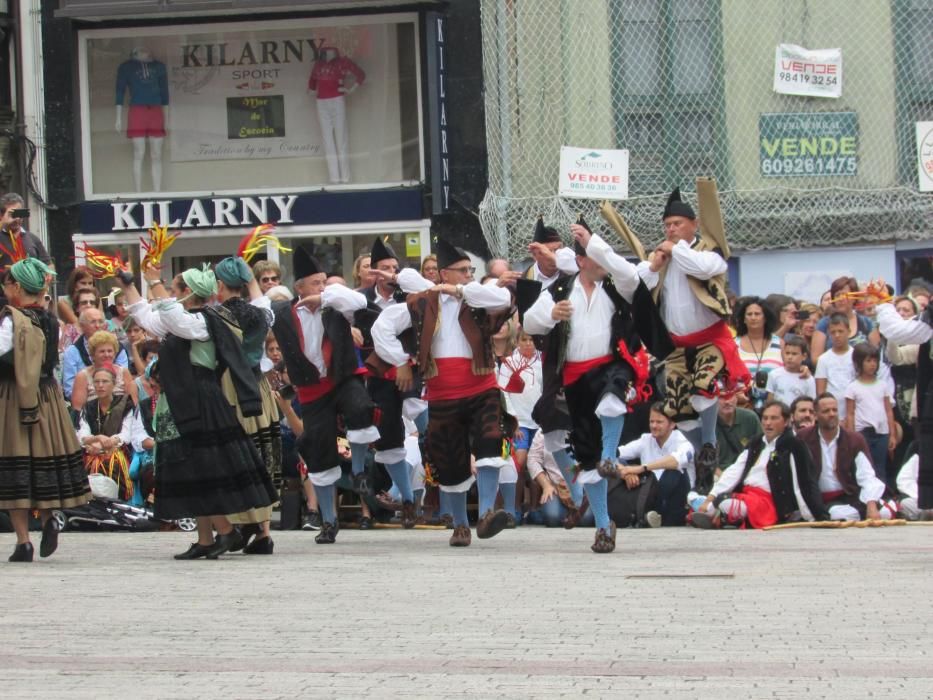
[
  {"left": 765, "top": 335, "right": 816, "bottom": 406},
  {"left": 844, "top": 343, "right": 897, "bottom": 483},
  {"left": 815, "top": 313, "right": 855, "bottom": 419}
]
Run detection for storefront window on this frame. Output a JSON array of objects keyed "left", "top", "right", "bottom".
[{"left": 79, "top": 14, "right": 423, "bottom": 198}]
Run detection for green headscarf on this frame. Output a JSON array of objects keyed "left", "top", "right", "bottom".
[
  {"left": 214, "top": 257, "right": 253, "bottom": 288},
  {"left": 10, "top": 258, "right": 55, "bottom": 294},
  {"left": 181, "top": 263, "right": 217, "bottom": 299}
]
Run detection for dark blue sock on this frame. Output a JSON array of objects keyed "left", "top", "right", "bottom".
[
  {"left": 584, "top": 479, "right": 610, "bottom": 530},
  {"left": 350, "top": 442, "right": 369, "bottom": 475},
  {"left": 476, "top": 466, "right": 500, "bottom": 515},
  {"left": 600, "top": 414, "right": 625, "bottom": 462},
  {"left": 438, "top": 489, "right": 451, "bottom": 516},
  {"left": 385, "top": 460, "right": 414, "bottom": 502},
  {"left": 315, "top": 483, "right": 337, "bottom": 525}
]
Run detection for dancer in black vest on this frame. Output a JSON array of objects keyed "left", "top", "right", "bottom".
[
  {"left": 524, "top": 220, "right": 672, "bottom": 552},
  {"left": 269, "top": 245, "right": 379, "bottom": 544},
  {"left": 357, "top": 237, "right": 433, "bottom": 528}
]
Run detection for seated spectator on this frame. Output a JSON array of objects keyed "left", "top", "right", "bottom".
[
  {"left": 76, "top": 364, "right": 136, "bottom": 501},
  {"left": 790, "top": 395, "right": 816, "bottom": 432},
  {"left": 62, "top": 307, "right": 129, "bottom": 401},
  {"left": 132, "top": 339, "right": 160, "bottom": 401},
  {"left": 70, "top": 330, "right": 137, "bottom": 412},
  {"left": 799, "top": 394, "right": 893, "bottom": 521},
  {"left": 57, "top": 265, "right": 97, "bottom": 326},
  {"left": 815, "top": 313, "right": 855, "bottom": 420},
  {"left": 844, "top": 343, "right": 896, "bottom": 483},
  {"left": 733, "top": 296, "right": 783, "bottom": 413},
  {"left": 524, "top": 431, "right": 575, "bottom": 527},
  {"left": 715, "top": 392, "right": 762, "bottom": 488},
  {"left": 765, "top": 293, "right": 799, "bottom": 340},
  {"left": 691, "top": 400, "right": 828, "bottom": 529},
  {"left": 610, "top": 403, "right": 694, "bottom": 527},
  {"left": 794, "top": 302, "right": 822, "bottom": 365},
  {"left": 253, "top": 259, "right": 282, "bottom": 294},
  {"left": 765, "top": 335, "right": 815, "bottom": 406},
  {"left": 810, "top": 276, "right": 881, "bottom": 360},
  {"left": 897, "top": 454, "right": 933, "bottom": 521},
  {"left": 61, "top": 286, "right": 101, "bottom": 349}
]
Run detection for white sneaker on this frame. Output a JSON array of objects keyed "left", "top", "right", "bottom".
[{"left": 645, "top": 510, "right": 662, "bottom": 528}]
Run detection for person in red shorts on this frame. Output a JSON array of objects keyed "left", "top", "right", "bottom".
[{"left": 115, "top": 47, "right": 169, "bottom": 191}]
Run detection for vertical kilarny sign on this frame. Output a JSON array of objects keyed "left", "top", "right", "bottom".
[{"left": 427, "top": 12, "right": 450, "bottom": 214}]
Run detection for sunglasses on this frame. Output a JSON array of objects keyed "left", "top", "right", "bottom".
[
  {"left": 77, "top": 299, "right": 97, "bottom": 306},
  {"left": 260, "top": 276, "right": 280, "bottom": 283}
]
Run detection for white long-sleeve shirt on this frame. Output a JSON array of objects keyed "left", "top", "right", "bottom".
[
  {"left": 876, "top": 302, "right": 932, "bottom": 345},
  {"left": 618, "top": 429, "right": 696, "bottom": 486},
  {"left": 294, "top": 285, "right": 367, "bottom": 377},
  {"left": 372, "top": 282, "right": 511, "bottom": 368},
  {"left": 636, "top": 237, "right": 726, "bottom": 336},
  {"left": 530, "top": 247, "right": 580, "bottom": 289},
  {"left": 816, "top": 428, "right": 885, "bottom": 504},
  {"left": 712, "top": 436, "right": 778, "bottom": 497},
  {"left": 522, "top": 234, "right": 640, "bottom": 363},
  {"left": 77, "top": 407, "right": 134, "bottom": 446},
  {"left": 897, "top": 454, "right": 919, "bottom": 499},
  {"left": 129, "top": 406, "right": 154, "bottom": 452},
  {"left": 129, "top": 298, "right": 210, "bottom": 341},
  {"left": 0, "top": 316, "right": 11, "bottom": 355}
]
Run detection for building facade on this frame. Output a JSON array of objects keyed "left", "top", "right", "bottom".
[{"left": 29, "top": 0, "right": 488, "bottom": 285}]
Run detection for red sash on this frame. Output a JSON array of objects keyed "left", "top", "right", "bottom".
[
  {"left": 426, "top": 358, "right": 497, "bottom": 401},
  {"left": 562, "top": 355, "right": 612, "bottom": 387},
  {"left": 731, "top": 486, "right": 778, "bottom": 529},
  {"left": 292, "top": 303, "right": 335, "bottom": 403},
  {"left": 669, "top": 320, "right": 751, "bottom": 393}
]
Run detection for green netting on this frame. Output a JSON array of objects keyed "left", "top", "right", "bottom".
[{"left": 478, "top": 0, "right": 933, "bottom": 260}]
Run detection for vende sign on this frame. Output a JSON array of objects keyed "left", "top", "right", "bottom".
[
  {"left": 773, "top": 44, "right": 842, "bottom": 98},
  {"left": 558, "top": 146, "right": 629, "bottom": 200}
]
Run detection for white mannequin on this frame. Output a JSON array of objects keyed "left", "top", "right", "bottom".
[{"left": 115, "top": 47, "right": 167, "bottom": 192}]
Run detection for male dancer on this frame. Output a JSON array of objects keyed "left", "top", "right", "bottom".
[
  {"left": 359, "top": 237, "right": 432, "bottom": 527},
  {"left": 371, "top": 239, "right": 514, "bottom": 547},
  {"left": 269, "top": 245, "right": 379, "bottom": 544},
  {"left": 524, "top": 220, "right": 671, "bottom": 552},
  {"left": 636, "top": 183, "right": 748, "bottom": 492}
]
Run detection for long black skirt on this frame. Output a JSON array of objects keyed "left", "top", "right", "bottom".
[{"left": 154, "top": 371, "right": 277, "bottom": 521}]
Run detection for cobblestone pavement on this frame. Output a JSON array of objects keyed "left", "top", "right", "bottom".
[{"left": 2, "top": 525, "right": 931, "bottom": 699}]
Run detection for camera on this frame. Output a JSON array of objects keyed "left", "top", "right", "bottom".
[
  {"left": 797, "top": 310, "right": 810, "bottom": 321},
  {"left": 754, "top": 370, "right": 768, "bottom": 389},
  {"left": 10, "top": 208, "right": 29, "bottom": 219},
  {"left": 278, "top": 384, "right": 296, "bottom": 401}
]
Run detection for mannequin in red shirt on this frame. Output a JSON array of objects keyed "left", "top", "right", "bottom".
[{"left": 308, "top": 47, "right": 366, "bottom": 184}]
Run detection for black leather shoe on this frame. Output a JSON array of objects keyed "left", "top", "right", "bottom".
[
  {"left": 243, "top": 536, "right": 274, "bottom": 555},
  {"left": 9, "top": 542, "right": 34, "bottom": 562},
  {"left": 39, "top": 518, "right": 59, "bottom": 558},
  {"left": 173, "top": 543, "right": 213, "bottom": 560},
  {"left": 206, "top": 530, "right": 244, "bottom": 559},
  {"left": 315, "top": 522, "right": 337, "bottom": 544},
  {"left": 359, "top": 516, "right": 373, "bottom": 530},
  {"left": 232, "top": 524, "right": 261, "bottom": 552}
]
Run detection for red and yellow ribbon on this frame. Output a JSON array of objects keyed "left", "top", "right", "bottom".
[
  {"left": 79, "top": 245, "right": 130, "bottom": 280},
  {"left": 236, "top": 223, "right": 291, "bottom": 264},
  {"left": 140, "top": 223, "right": 183, "bottom": 270},
  {"left": 0, "top": 229, "right": 27, "bottom": 266}
]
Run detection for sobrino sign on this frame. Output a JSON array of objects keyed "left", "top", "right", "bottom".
[{"left": 558, "top": 146, "right": 629, "bottom": 200}]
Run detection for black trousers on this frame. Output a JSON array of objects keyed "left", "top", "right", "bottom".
[
  {"left": 426, "top": 389, "right": 504, "bottom": 488},
  {"left": 563, "top": 360, "right": 633, "bottom": 470},
  {"left": 296, "top": 376, "right": 375, "bottom": 475}
]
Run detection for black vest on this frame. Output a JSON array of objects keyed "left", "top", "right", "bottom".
[{"left": 271, "top": 299, "right": 359, "bottom": 388}]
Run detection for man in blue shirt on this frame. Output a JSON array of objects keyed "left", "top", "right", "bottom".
[{"left": 62, "top": 306, "right": 128, "bottom": 400}]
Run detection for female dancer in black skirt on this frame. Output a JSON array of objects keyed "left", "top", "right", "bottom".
[
  {"left": 0, "top": 258, "right": 90, "bottom": 562},
  {"left": 117, "top": 264, "right": 276, "bottom": 559}
]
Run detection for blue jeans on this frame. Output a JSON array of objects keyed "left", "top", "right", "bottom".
[
  {"left": 860, "top": 427, "right": 889, "bottom": 483},
  {"left": 525, "top": 496, "right": 568, "bottom": 527}
]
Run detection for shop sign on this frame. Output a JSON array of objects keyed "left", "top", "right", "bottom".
[
  {"left": 427, "top": 13, "right": 450, "bottom": 214},
  {"left": 759, "top": 112, "right": 858, "bottom": 178}
]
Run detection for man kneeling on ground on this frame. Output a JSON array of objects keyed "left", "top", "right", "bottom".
[{"left": 691, "top": 400, "right": 828, "bottom": 529}]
